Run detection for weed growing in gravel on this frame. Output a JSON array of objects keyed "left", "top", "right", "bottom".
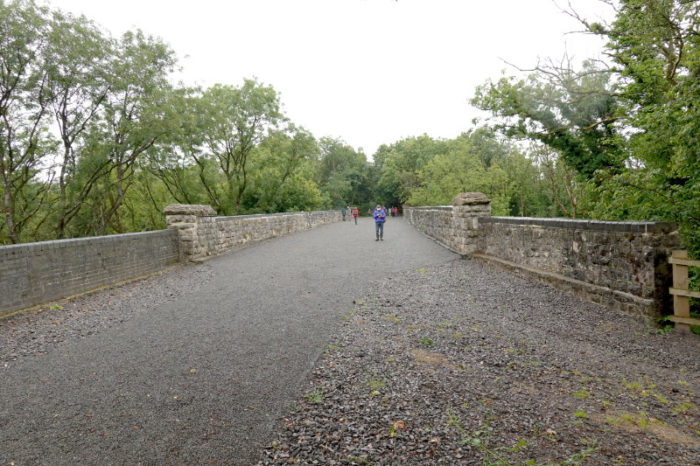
[
  {"left": 672, "top": 400, "right": 694, "bottom": 416},
  {"left": 574, "top": 410, "right": 588, "bottom": 419},
  {"left": 446, "top": 408, "right": 530, "bottom": 465},
  {"left": 447, "top": 408, "right": 600, "bottom": 465},
  {"left": 563, "top": 440, "right": 600, "bottom": 465},
  {"left": 573, "top": 387, "right": 590, "bottom": 399},
  {"left": 383, "top": 313, "right": 401, "bottom": 323},
  {"left": 366, "top": 373, "right": 387, "bottom": 392},
  {"left": 621, "top": 378, "right": 643, "bottom": 392},
  {"left": 304, "top": 387, "right": 327, "bottom": 404},
  {"left": 323, "top": 344, "right": 338, "bottom": 354},
  {"left": 419, "top": 336, "right": 434, "bottom": 346}
]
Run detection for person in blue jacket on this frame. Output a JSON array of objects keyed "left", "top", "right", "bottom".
[{"left": 373, "top": 204, "right": 386, "bottom": 241}]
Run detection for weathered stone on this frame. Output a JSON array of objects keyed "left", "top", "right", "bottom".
[
  {"left": 163, "top": 204, "right": 216, "bottom": 217},
  {"left": 404, "top": 192, "right": 679, "bottom": 322},
  {"left": 165, "top": 208, "right": 341, "bottom": 263},
  {"left": 451, "top": 192, "right": 490, "bottom": 206}
]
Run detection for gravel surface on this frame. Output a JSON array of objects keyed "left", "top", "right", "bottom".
[
  {"left": 259, "top": 259, "right": 700, "bottom": 465},
  {"left": 1, "top": 264, "right": 215, "bottom": 371},
  {"left": 0, "top": 218, "right": 458, "bottom": 465}
]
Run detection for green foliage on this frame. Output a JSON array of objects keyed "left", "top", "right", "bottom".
[
  {"left": 582, "top": 0, "right": 700, "bottom": 256},
  {"left": 374, "top": 134, "right": 449, "bottom": 206},
  {"left": 304, "top": 387, "right": 327, "bottom": 404},
  {"left": 0, "top": 1, "right": 340, "bottom": 243},
  {"left": 316, "top": 137, "right": 372, "bottom": 209},
  {"left": 471, "top": 60, "right": 624, "bottom": 180}
]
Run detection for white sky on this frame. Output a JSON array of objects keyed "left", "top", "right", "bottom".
[{"left": 46, "top": 0, "right": 613, "bottom": 158}]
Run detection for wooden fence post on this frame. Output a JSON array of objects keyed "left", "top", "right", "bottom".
[{"left": 671, "top": 250, "right": 690, "bottom": 332}]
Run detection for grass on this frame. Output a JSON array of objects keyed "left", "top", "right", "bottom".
[
  {"left": 365, "top": 373, "right": 387, "bottom": 391},
  {"left": 446, "top": 408, "right": 599, "bottom": 465},
  {"left": 383, "top": 313, "right": 401, "bottom": 323},
  {"left": 304, "top": 387, "right": 327, "bottom": 404}
]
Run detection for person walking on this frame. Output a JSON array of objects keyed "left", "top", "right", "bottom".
[
  {"left": 341, "top": 206, "right": 347, "bottom": 221},
  {"left": 352, "top": 206, "right": 359, "bottom": 225},
  {"left": 373, "top": 204, "right": 386, "bottom": 241}
]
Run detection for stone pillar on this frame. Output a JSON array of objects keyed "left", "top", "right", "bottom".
[
  {"left": 164, "top": 204, "right": 217, "bottom": 262},
  {"left": 450, "top": 192, "right": 491, "bottom": 256}
]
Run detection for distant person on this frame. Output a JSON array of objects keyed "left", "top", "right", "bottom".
[
  {"left": 394, "top": 206, "right": 398, "bottom": 217},
  {"left": 373, "top": 204, "right": 386, "bottom": 241},
  {"left": 352, "top": 206, "right": 359, "bottom": 225},
  {"left": 341, "top": 207, "right": 346, "bottom": 221}
]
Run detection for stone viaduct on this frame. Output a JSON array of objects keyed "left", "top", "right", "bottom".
[{"left": 0, "top": 193, "right": 679, "bottom": 323}]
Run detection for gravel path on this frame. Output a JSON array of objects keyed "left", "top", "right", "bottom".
[
  {"left": 258, "top": 259, "right": 700, "bottom": 465},
  {"left": 0, "top": 218, "right": 456, "bottom": 465}
]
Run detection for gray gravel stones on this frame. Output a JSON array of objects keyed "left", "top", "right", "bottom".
[
  {"left": 1, "top": 264, "right": 214, "bottom": 371},
  {"left": 259, "top": 259, "right": 700, "bottom": 465}
]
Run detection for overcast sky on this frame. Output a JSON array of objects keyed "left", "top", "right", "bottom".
[{"left": 47, "top": 0, "right": 613, "bottom": 158}]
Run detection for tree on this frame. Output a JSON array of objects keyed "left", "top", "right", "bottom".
[
  {"left": 198, "top": 79, "right": 282, "bottom": 215},
  {"left": 316, "top": 137, "right": 371, "bottom": 209},
  {"left": 0, "top": 0, "right": 55, "bottom": 244},
  {"left": 43, "top": 9, "right": 114, "bottom": 238},
  {"left": 250, "top": 123, "right": 321, "bottom": 212},
  {"left": 77, "top": 30, "right": 176, "bottom": 235},
  {"left": 374, "top": 135, "right": 448, "bottom": 207},
  {"left": 471, "top": 59, "right": 624, "bottom": 179},
  {"left": 572, "top": 0, "right": 699, "bottom": 253}
]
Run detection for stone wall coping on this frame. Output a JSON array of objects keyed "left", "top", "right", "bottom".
[
  {"left": 452, "top": 192, "right": 491, "bottom": 206},
  {"left": 0, "top": 229, "right": 175, "bottom": 252},
  {"left": 216, "top": 210, "right": 336, "bottom": 222},
  {"left": 164, "top": 204, "right": 216, "bottom": 216},
  {"left": 405, "top": 206, "right": 453, "bottom": 212},
  {"left": 481, "top": 216, "right": 676, "bottom": 233}
]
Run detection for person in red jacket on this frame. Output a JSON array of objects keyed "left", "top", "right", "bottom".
[{"left": 352, "top": 206, "right": 359, "bottom": 225}]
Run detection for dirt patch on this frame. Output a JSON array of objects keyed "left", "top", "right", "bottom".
[
  {"left": 592, "top": 410, "right": 700, "bottom": 448},
  {"left": 411, "top": 349, "right": 461, "bottom": 371}
]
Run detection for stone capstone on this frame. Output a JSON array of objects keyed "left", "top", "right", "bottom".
[
  {"left": 163, "top": 204, "right": 217, "bottom": 217},
  {"left": 451, "top": 192, "right": 491, "bottom": 206}
]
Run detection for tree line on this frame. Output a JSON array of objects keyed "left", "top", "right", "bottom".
[{"left": 1, "top": 0, "right": 697, "bottom": 261}]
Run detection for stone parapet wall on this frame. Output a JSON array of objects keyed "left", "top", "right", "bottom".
[
  {"left": 404, "top": 193, "right": 491, "bottom": 256},
  {"left": 164, "top": 204, "right": 217, "bottom": 261},
  {"left": 479, "top": 217, "right": 678, "bottom": 319},
  {"left": 405, "top": 193, "right": 679, "bottom": 321},
  {"left": 1, "top": 206, "right": 340, "bottom": 314},
  {"left": 0, "top": 230, "right": 178, "bottom": 314},
  {"left": 403, "top": 206, "right": 455, "bottom": 250},
  {"left": 165, "top": 205, "right": 341, "bottom": 261}
]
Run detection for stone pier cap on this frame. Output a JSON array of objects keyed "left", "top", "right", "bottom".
[
  {"left": 451, "top": 192, "right": 491, "bottom": 206},
  {"left": 164, "top": 204, "right": 217, "bottom": 216}
]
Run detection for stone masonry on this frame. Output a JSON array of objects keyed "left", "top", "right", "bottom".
[
  {"left": 1, "top": 206, "right": 341, "bottom": 314},
  {"left": 0, "top": 230, "right": 178, "bottom": 314},
  {"left": 164, "top": 204, "right": 218, "bottom": 262},
  {"left": 165, "top": 205, "right": 341, "bottom": 262},
  {"left": 404, "top": 193, "right": 679, "bottom": 321}
]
